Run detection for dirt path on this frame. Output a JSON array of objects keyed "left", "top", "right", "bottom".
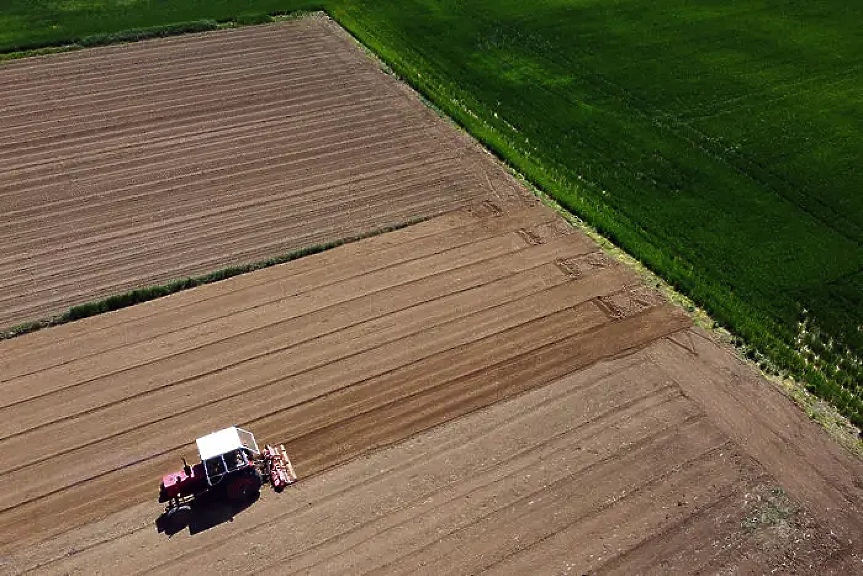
[{"left": 0, "top": 16, "right": 526, "bottom": 329}]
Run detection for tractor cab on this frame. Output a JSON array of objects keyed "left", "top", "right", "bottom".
[{"left": 196, "top": 427, "right": 260, "bottom": 487}]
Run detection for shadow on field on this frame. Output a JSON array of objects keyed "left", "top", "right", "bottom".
[{"left": 155, "top": 491, "right": 260, "bottom": 537}]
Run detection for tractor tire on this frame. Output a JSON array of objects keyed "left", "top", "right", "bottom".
[
  {"left": 163, "top": 504, "right": 192, "bottom": 533},
  {"left": 226, "top": 470, "right": 262, "bottom": 502}
]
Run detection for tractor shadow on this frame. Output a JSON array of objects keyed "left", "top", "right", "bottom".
[{"left": 155, "top": 491, "right": 260, "bottom": 537}]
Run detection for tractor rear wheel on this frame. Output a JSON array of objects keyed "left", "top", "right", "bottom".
[
  {"left": 163, "top": 504, "right": 192, "bottom": 533},
  {"left": 226, "top": 470, "right": 262, "bottom": 502}
]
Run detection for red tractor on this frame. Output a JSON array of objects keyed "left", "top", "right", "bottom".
[{"left": 158, "top": 427, "right": 296, "bottom": 532}]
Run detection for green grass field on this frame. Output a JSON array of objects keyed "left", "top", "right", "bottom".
[{"left": 2, "top": 1, "right": 861, "bottom": 424}]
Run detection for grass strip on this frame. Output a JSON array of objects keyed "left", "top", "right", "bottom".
[
  {"left": 78, "top": 20, "right": 220, "bottom": 48},
  {"left": 0, "top": 218, "right": 424, "bottom": 341},
  {"left": 0, "top": 10, "right": 322, "bottom": 61}
]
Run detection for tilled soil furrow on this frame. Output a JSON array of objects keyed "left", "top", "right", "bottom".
[
  {"left": 598, "top": 482, "right": 780, "bottom": 575},
  {"left": 184, "top": 388, "right": 699, "bottom": 575},
  {"left": 0, "top": 262, "right": 598, "bottom": 447},
  {"left": 262, "top": 388, "right": 690, "bottom": 575},
  {"left": 0, "top": 192, "right": 485, "bottom": 329},
  {"left": 0, "top": 275, "right": 617, "bottom": 502},
  {"left": 0, "top": 147, "right": 467, "bottom": 272},
  {"left": 374, "top": 418, "right": 728, "bottom": 575},
  {"left": 2, "top": 179, "right": 450, "bottom": 291},
  {"left": 0, "top": 157, "right": 471, "bottom": 294},
  {"left": 1, "top": 141, "right": 456, "bottom": 255},
  {"left": 0, "top": 82, "right": 386, "bottom": 170},
  {"left": 1, "top": 17, "right": 520, "bottom": 329},
  {"left": 0, "top": 49, "right": 407, "bottom": 150},
  {"left": 0, "top": 44, "right": 356, "bottom": 117},
  {"left": 0, "top": 171, "right": 483, "bottom": 324},
  {"left": 0, "top": 91, "right": 397, "bottom": 192},
  {"left": 484, "top": 446, "right": 752, "bottom": 575},
  {"left": 3, "top": 357, "right": 678, "bottom": 570},
  {"left": 0, "top": 224, "right": 562, "bottom": 396},
  {"left": 0, "top": 298, "right": 608, "bottom": 549},
  {"left": 0, "top": 196, "right": 469, "bottom": 329},
  {"left": 1, "top": 20, "right": 366, "bottom": 87},
  {"left": 1, "top": 113, "right": 433, "bottom": 215},
  {"left": 0, "top": 23, "right": 332, "bottom": 87},
  {"left": 0, "top": 93, "right": 397, "bottom": 189},
  {"left": 0, "top": 207, "right": 489, "bottom": 373},
  {"left": 0, "top": 52, "right": 361, "bottom": 128},
  {"left": 0, "top": 70, "right": 376, "bottom": 147},
  {"left": 2, "top": 131, "right": 457, "bottom": 246},
  {"left": 273, "top": 304, "right": 688, "bottom": 479},
  {"left": 0, "top": 88, "right": 389, "bottom": 175},
  {"left": 1, "top": 91, "right": 405, "bottom": 178},
  {"left": 0, "top": 25, "right": 351, "bottom": 99}
]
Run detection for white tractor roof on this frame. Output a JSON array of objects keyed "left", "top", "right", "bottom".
[{"left": 196, "top": 427, "right": 259, "bottom": 460}]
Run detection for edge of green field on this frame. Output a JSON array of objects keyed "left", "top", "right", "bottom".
[
  {"left": 326, "top": 11, "right": 862, "bottom": 435},
  {"left": 1, "top": 9, "right": 859, "bottom": 449},
  {"left": 0, "top": 12, "right": 313, "bottom": 61}
]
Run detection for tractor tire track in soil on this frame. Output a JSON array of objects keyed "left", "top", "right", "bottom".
[{"left": 1, "top": 17, "right": 862, "bottom": 575}]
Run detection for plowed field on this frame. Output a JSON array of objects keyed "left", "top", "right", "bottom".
[
  {"left": 0, "top": 16, "right": 524, "bottom": 329},
  {"left": 2, "top": 202, "right": 862, "bottom": 573},
  {"left": 2, "top": 18, "right": 862, "bottom": 575}
]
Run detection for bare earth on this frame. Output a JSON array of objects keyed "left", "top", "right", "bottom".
[
  {"left": 1, "top": 201, "right": 862, "bottom": 574},
  {"left": 0, "top": 16, "right": 523, "bottom": 329},
  {"left": 1, "top": 18, "right": 863, "bottom": 575}
]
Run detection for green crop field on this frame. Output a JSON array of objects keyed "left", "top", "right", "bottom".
[{"left": 2, "top": 1, "right": 861, "bottom": 425}]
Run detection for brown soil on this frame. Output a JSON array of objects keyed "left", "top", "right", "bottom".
[
  {"left": 0, "top": 16, "right": 527, "bottom": 330},
  {"left": 1, "top": 18, "right": 862, "bottom": 575},
  {"left": 1, "top": 200, "right": 862, "bottom": 574}
]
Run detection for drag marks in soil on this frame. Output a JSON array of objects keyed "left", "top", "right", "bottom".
[
  {"left": 18, "top": 349, "right": 772, "bottom": 575},
  {"left": 0, "top": 207, "right": 565, "bottom": 397},
  {"left": 0, "top": 18, "right": 519, "bottom": 328},
  {"left": 4, "top": 325, "right": 853, "bottom": 573},
  {"left": 648, "top": 334, "right": 863, "bottom": 546},
  {"left": 5, "top": 204, "right": 674, "bottom": 549},
  {"left": 0, "top": 209, "right": 479, "bottom": 378}
]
